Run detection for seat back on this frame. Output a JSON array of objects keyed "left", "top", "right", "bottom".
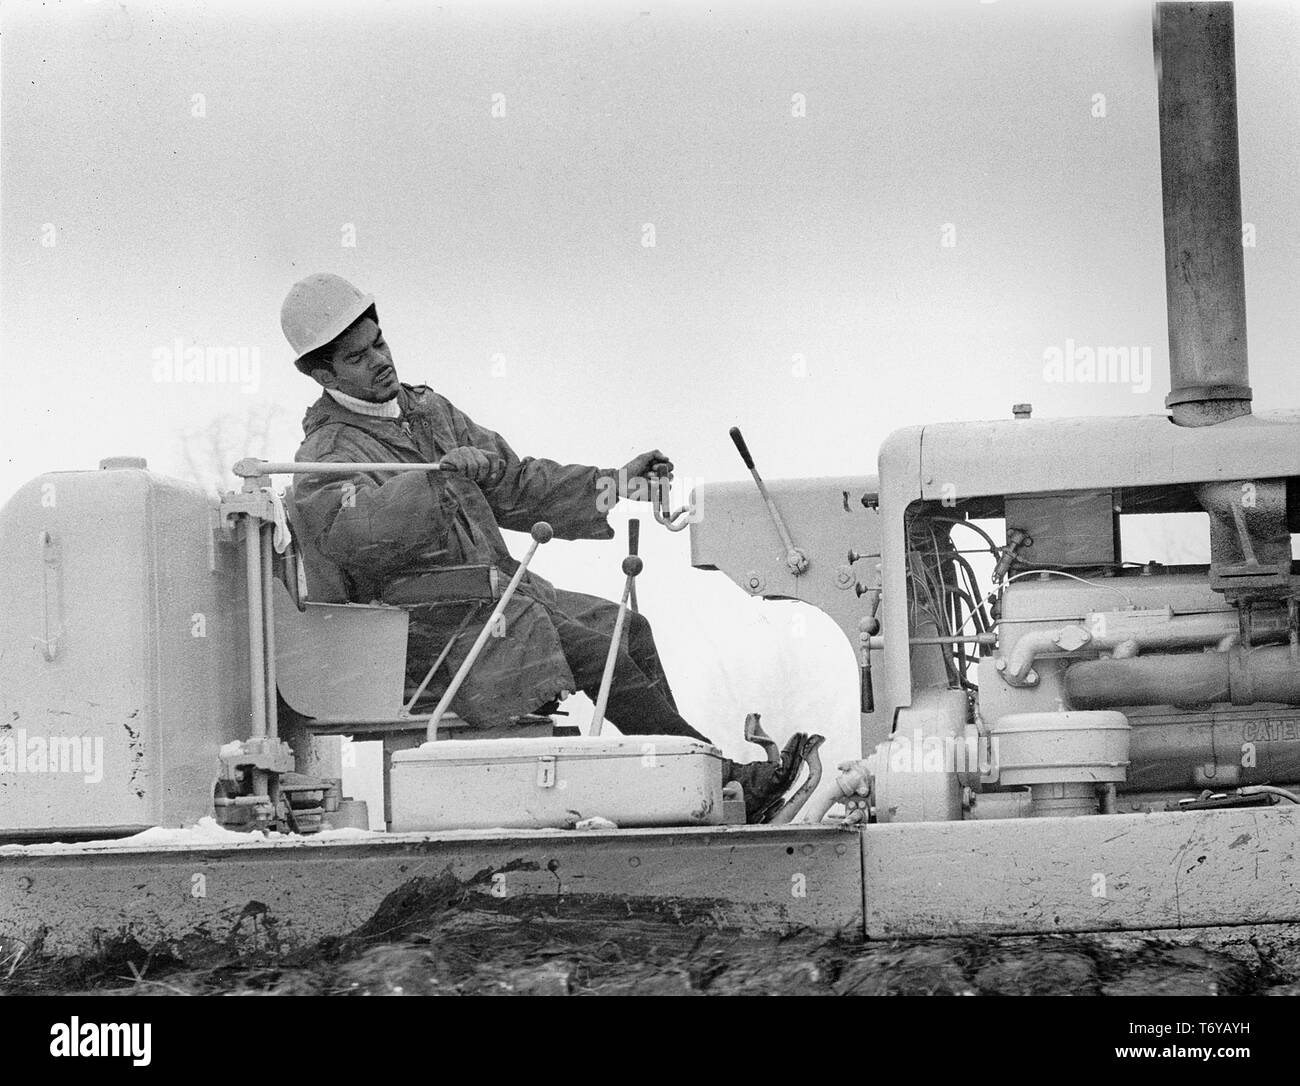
[
  {"left": 275, "top": 486, "right": 410, "bottom": 720},
  {"left": 273, "top": 580, "right": 410, "bottom": 721},
  {"left": 283, "top": 485, "right": 352, "bottom": 603}
]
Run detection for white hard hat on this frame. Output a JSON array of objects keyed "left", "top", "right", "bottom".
[{"left": 280, "top": 273, "right": 376, "bottom": 366}]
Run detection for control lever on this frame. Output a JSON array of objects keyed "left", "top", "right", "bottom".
[
  {"left": 424, "top": 522, "right": 553, "bottom": 741},
  {"left": 728, "top": 426, "right": 809, "bottom": 576},
  {"left": 651, "top": 465, "right": 694, "bottom": 531},
  {"left": 859, "top": 588, "right": 882, "bottom": 713},
  {"left": 628, "top": 518, "right": 640, "bottom": 614},
  {"left": 590, "top": 526, "right": 645, "bottom": 736}
]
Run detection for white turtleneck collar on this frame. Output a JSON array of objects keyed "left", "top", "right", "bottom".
[{"left": 326, "top": 387, "right": 402, "bottom": 419}]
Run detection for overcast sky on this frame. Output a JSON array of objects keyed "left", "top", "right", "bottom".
[
  {"left": 3, "top": 0, "right": 1298, "bottom": 762},
  {"left": 5, "top": 0, "right": 1298, "bottom": 495}
]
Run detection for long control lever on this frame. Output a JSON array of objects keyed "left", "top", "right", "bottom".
[
  {"left": 858, "top": 588, "right": 882, "bottom": 713},
  {"left": 425, "top": 522, "right": 553, "bottom": 741},
  {"left": 628, "top": 518, "right": 640, "bottom": 614},
  {"left": 728, "top": 427, "right": 808, "bottom": 576},
  {"left": 590, "top": 520, "right": 643, "bottom": 736}
]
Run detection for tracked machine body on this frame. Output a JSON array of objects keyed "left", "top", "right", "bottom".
[{"left": 3, "top": 3, "right": 1299, "bottom": 957}]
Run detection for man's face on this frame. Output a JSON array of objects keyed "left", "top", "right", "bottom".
[{"left": 313, "top": 317, "right": 400, "bottom": 402}]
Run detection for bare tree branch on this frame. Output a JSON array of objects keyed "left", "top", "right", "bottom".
[{"left": 175, "top": 404, "right": 291, "bottom": 498}]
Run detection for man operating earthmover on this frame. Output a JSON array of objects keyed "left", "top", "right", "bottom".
[{"left": 281, "top": 273, "right": 814, "bottom": 823}]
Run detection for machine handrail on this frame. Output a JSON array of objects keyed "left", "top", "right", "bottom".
[{"left": 235, "top": 458, "right": 450, "bottom": 478}]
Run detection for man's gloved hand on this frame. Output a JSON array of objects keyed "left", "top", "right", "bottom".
[
  {"left": 439, "top": 446, "right": 506, "bottom": 485},
  {"left": 619, "top": 449, "right": 673, "bottom": 500}
]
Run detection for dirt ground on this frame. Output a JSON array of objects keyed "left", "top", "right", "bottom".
[{"left": 7, "top": 882, "right": 1300, "bottom": 996}]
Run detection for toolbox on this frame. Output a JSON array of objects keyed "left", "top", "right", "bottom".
[{"left": 389, "top": 734, "right": 727, "bottom": 831}]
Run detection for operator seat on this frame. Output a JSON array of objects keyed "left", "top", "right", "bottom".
[
  {"left": 277, "top": 487, "right": 557, "bottom": 734},
  {"left": 272, "top": 486, "right": 411, "bottom": 722}
]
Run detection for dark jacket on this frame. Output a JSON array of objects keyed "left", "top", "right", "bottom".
[{"left": 292, "top": 383, "right": 617, "bottom": 725}]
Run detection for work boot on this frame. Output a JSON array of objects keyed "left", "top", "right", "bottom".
[{"left": 724, "top": 732, "right": 808, "bottom": 824}]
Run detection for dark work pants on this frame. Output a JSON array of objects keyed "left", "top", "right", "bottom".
[{"left": 549, "top": 592, "right": 709, "bottom": 742}]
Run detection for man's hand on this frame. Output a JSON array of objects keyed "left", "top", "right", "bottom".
[
  {"left": 619, "top": 449, "right": 673, "bottom": 500},
  {"left": 439, "top": 446, "right": 506, "bottom": 485}
]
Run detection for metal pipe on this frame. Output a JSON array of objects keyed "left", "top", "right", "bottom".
[
  {"left": 999, "top": 609, "right": 1235, "bottom": 625},
  {"left": 1003, "top": 610, "right": 1288, "bottom": 682},
  {"left": 1100, "top": 782, "right": 1118, "bottom": 815},
  {"left": 424, "top": 523, "right": 553, "bottom": 741},
  {"left": 866, "top": 633, "right": 997, "bottom": 649},
  {"left": 243, "top": 518, "right": 267, "bottom": 739},
  {"left": 1064, "top": 645, "right": 1300, "bottom": 709},
  {"left": 803, "top": 759, "right": 873, "bottom": 824},
  {"left": 234, "top": 458, "right": 450, "bottom": 478},
  {"left": 260, "top": 522, "right": 278, "bottom": 739},
  {"left": 1066, "top": 652, "right": 1227, "bottom": 708},
  {"left": 1154, "top": 2, "right": 1251, "bottom": 426}
]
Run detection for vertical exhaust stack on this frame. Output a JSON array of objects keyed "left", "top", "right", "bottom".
[
  {"left": 1155, "top": 1, "right": 1252, "bottom": 427},
  {"left": 1154, "top": 4, "right": 1289, "bottom": 601}
]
